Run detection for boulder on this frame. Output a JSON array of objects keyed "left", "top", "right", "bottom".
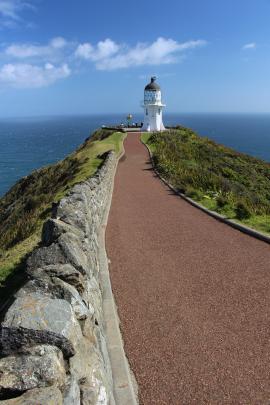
[
  {"left": 27, "top": 243, "right": 67, "bottom": 270},
  {"left": 0, "top": 326, "right": 74, "bottom": 359},
  {"left": 27, "top": 264, "right": 85, "bottom": 294},
  {"left": 0, "top": 345, "right": 65, "bottom": 397},
  {"left": 56, "top": 194, "right": 91, "bottom": 235},
  {"left": 0, "top": 386, "right": 63, "bottom": 404},
  {"left": 42, "top": 218, "right": 84, "bottom": 246},
  {"left": 27, "top": 238, "right": 88, "bottom": 276},
  {"left": 16, "top": 278, "right": 90, "bottom": 321},
  {"left": 69, "top": 336, "right": 109, "bottom": 404},
  {"left": 2, "top": 294, "right": 82, "bottom": 348},
  {"left": 52, "top": 278, "right": 91, "bottom": 320},
  {"left": 58, "top": 233, "right": 91, "bottom": 276}
]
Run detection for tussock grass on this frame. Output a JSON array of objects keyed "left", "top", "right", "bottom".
[
  {"left": 142, "top": 127, "right": 270, "bottom": 235},
  {"left": 0, "top": 128, "right": 125, "bottom": 284}
]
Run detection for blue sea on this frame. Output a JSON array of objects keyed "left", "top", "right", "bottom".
[{"left": 1, "top": 113, "right": 270, "bottom": 197}]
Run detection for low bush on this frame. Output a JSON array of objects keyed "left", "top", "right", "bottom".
[
  {"left": 216, "top": 195, "right": 228, "bottom": 208},
  {"left": 235, "top": 202, "right": 252, "bottom": 220},
  {"left": 185, "top": 187, "right": 203, "bottom": 200}
]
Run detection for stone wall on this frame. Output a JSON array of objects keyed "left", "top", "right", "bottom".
[{"left": 0, "top": 152, "right": 117, "bottom": 404}]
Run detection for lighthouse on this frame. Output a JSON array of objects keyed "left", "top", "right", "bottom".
[{"left": 142, "top": 76, "right": 165, "bottom": 132}]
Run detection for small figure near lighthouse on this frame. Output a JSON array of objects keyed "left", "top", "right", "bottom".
[{"left": 142, "top": 76, "right": 165, "bottom": 132}]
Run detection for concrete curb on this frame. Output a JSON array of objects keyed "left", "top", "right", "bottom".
[
  {"left": 99, "top": 138, "right": 139, "bottom": 405},
  {"left": 142, "top": 139, "right": 270, "bottom": 246}
]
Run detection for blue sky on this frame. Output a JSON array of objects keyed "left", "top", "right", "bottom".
[{"left": 0, "top": 0, "right": 269, "bottom": 116}]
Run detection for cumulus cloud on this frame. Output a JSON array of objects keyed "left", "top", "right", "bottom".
[
  {"left": 5, "top": 37, "right": 68, "bottom": 59},
  {"left": 0, "top": 36, "right": 71, "bottom": 88},
  {"left": 0, "top": 62, "right": 71, "bottom": 88},
  {"left": 0, "top": 36, "right": 207, "bottom": 88},
  {"left": 75, "top": 38, "right": 119, "bottom": 61},
  {"left": 75, "top": 37, "right": 207, "bottom": 70},
  {"left": 242, "top": 42, "right": 256, "bottom": 50}
]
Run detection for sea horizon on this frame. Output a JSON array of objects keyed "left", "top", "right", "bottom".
[{"left": 1, "top": 112, "right": 270, "bottom": 197}]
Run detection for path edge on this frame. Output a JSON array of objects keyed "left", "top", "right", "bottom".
[
  {"left": 142, "top": 137, "right": 270, "bottom": 245},
  {"left": 99, "top": 138, "right": 139, "bottom": 405}
]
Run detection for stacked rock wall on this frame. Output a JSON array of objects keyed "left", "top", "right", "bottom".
[{"left": 0, "top": 152, "right": 117, "bottom": 404}]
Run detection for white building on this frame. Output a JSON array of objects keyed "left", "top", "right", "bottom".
[{"left": 142, "top": 77, "right": 165, "bottom": 132}]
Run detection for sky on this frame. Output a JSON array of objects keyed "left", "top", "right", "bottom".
[{"left": 0, "top": 0, "right": 270, "bottom": 116}]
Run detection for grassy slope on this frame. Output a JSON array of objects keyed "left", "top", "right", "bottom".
[
  {"left": 141, "top": 128, "right": 270, "bottom": 235},
  {"left": 0, "top": 129, "right": 125, "bottom": 284}
]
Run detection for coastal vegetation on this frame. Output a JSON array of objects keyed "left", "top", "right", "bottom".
[
  {"left": 0, "top": 129, "right": 125, "bottom": 285},
  {"left": 142, "top": 128, "right": 270, "bottom": 235}
]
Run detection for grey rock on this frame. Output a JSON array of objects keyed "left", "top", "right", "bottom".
[
  {"left": 27, "top": 243, "right": 66, "bottom": 270},
  {"left": 80, "top": 376, "right": 109, "bottom": 405},
  {"left": 27, "top": 264, "right": 85, "bottom": 294},
  {"left": 52, "top": 278, "right": 91, "bottom": 320},
  {"left": 0, "top": 386, "right": 63, "bottom": 404},
  {"left": 16, "top": 278, "right": 90, "bottom": 321},
  {"left": 56, "top": 196, "right": 90, "bottom": 235},
  {"left": 42, "top": 218, "right": 84, "bottom": 246},
  {"left": 2, "top": 294, "right": 82, "bottom": 348},
  {"left": 0, "top": 345, "right": 66, "bottom": 396},
  {"left": 0, "top": 326, "right": 74, "bottom": 359},
  {"left": 81, "top": 317, "right": 97, "bottom": 345},
  {"left": 58, "top": 233, "right": 91, "bottom": 276},
  {"left": 16, "top": 278, "right": 54, "bottom": 299},
  {"left": 69, "top": 337, "right": 109, "bottom": 404},
  {"left": 82, "top": 278, "right": 102, "bottom": 324},
  {"left": 63, "top": 376, "right": 80, "bottom": 405}
]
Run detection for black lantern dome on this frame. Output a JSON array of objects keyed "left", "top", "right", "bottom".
[{"left": 144, "top": 76, "right": 160, "bottom": 91}]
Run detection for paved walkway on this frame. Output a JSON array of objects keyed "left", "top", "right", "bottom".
[{"left": 106, "top": 133, "right": 270, "bottom": 405}]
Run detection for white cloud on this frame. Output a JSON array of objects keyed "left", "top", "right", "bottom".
[
  {"left": 75, "top": 38, "right": 119, "bottom": 61},
  {"left": 50, "top": 37, "right": 67, "bottom": 49},
  {"left": 75, "top": 37, "right": 207, "bottom": 70},
  {"left": 0, "top": 62, "right": 71, "bottom": 88},
  {"left": 5, "top": 37, "right": 68, "bottom": 59},
  {"left": 242, "top": 42, "right": 256, "bottom": 50},
  {"left": 0, "top": 0, "right": 34, "bottom": 27},
  {"left": 0, "top": 36, "right": 207, "bottom": 88}
]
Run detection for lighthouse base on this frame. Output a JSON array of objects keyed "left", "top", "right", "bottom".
[
  {"left": 142, "top": 104, "right": 165, "bottom": 132},
  {"left": 142, "top": 122, "right": 165, "bottom": 132}
]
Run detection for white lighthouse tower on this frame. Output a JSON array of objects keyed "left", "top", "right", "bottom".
[{"left": 142, "top": 76, "right": 165, "bottom": 132}]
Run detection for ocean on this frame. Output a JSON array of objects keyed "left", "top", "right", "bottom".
[{"left": 1, "top": 113, "right": 270, "bottom": 197}]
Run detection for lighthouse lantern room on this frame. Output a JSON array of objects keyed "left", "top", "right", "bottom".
[{"left": 142, "top": 76, "right": 165, "bottom": 132}]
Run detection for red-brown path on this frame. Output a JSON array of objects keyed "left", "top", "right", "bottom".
[{"left": 106, "top": 133, "right": 270, "bottom": 405}]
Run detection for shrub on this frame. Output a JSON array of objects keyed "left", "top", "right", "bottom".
[
  {"left": 216, "top": 195, "right": 228, "bottom": 208},
  {"left": 90, "top": 128, "right": 114, "bottom": 141},
  {"left": 185, "top": 187, "right": 203, "bottom": 200},
  {"left": 235, "top": 202, "right": 251, "bottom": 220}
]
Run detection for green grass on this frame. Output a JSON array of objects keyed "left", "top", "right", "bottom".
[
  {"left": 141, "top": 132, "right": 152, "bottom": 145},
  {"left": 0, "top": 129, "right": 125, "bottom": 285},
  {"left": 141, "top": 127, "right": 270, "bottom": 235}
]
